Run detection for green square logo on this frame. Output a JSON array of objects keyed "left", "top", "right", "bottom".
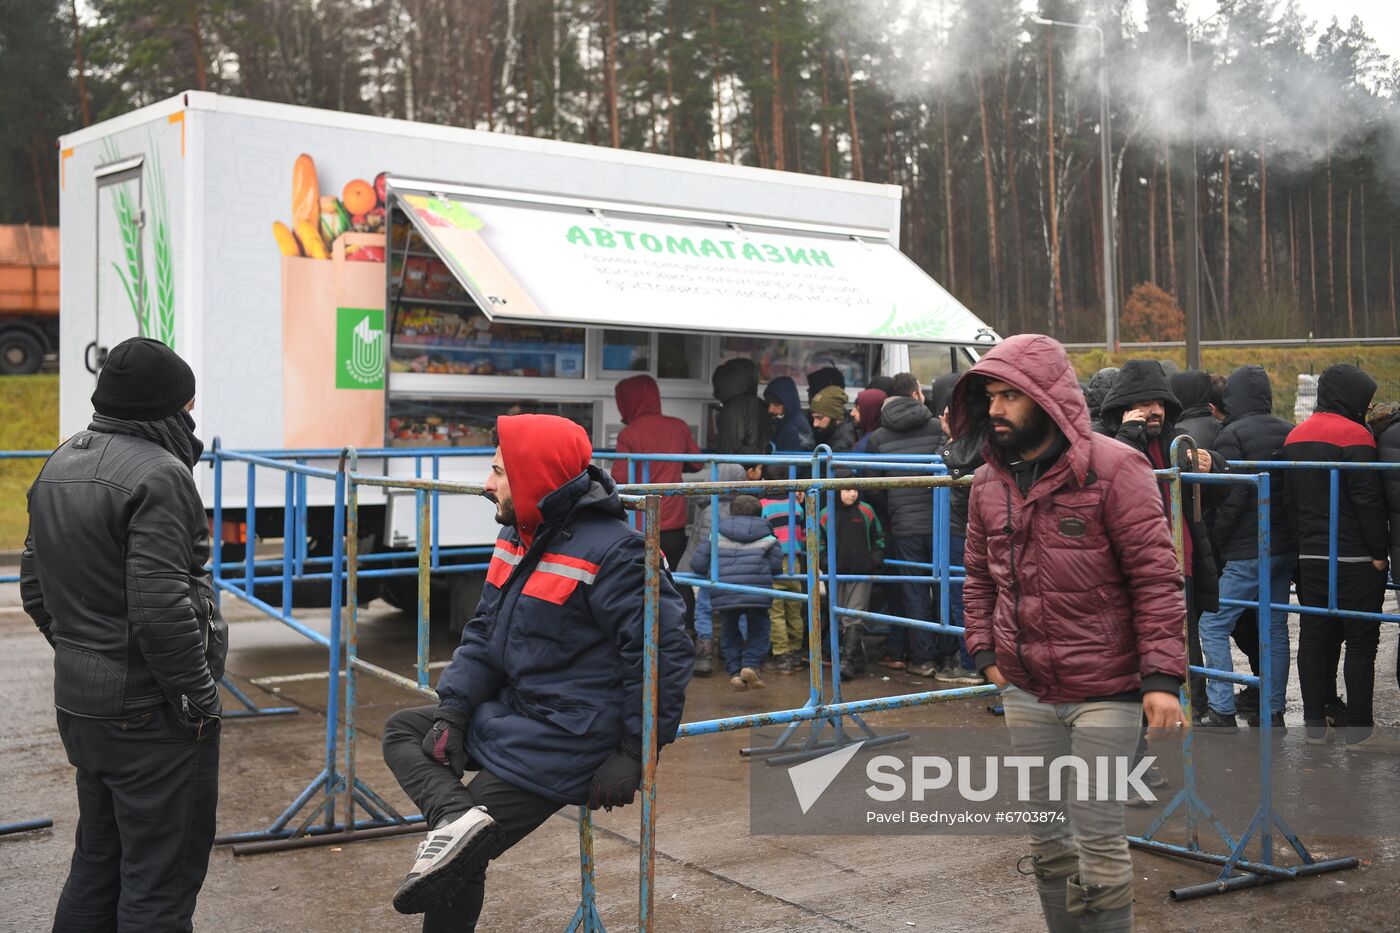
[{"left": 336, "top": 307, "right": 385, "bottom": 390}]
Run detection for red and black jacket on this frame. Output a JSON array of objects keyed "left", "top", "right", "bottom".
[{"left": 1281, "top": 364, "right": 1388, "bottom": 560}]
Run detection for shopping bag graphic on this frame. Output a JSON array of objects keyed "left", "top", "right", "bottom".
[{"left": 282, "top": 232, "right": 386, "bottom": 447}]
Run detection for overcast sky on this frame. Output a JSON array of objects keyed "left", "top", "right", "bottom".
[{"left": 1175, "top": 0, "right": 1400, "bottom": 61}]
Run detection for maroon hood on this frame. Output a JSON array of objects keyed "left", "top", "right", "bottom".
[
  {"left": 614, "top": 374, "right": 662, "bottom": 425},
  {"left": 950, "top": 334, "right": 1093, "bottom": 484},
  {"left": 855, "top": 388, "right": 886, "bottom": 438}
]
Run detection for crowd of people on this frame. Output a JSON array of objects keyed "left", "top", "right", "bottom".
[{"left": 612, "top": 352, "right": 1400, "bottom": 752}]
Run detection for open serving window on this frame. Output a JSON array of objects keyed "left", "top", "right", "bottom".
[
  {"left": 381, "top": 177, "right": 998, "bottom": 450},
  {"left": 386, "top": 178, "right": 997, "bottom": 345}
]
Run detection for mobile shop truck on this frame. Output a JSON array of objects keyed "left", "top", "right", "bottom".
[{"left": 58, "top": 91, "right": 997, "bottom": 613}]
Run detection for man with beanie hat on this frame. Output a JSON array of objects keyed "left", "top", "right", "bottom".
[
  {"left": 381, "top": 415, "right": 694, "bottom": 927},
  {"left": 811, "top": 385, "right": 857, "bottom": 452},
  {"left": 22, "top": 337, "right": 226, "bottom": 930}
]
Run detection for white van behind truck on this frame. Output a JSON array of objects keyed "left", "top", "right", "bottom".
[{"left": 59, "top": 91, "right": 995, "bottom": 609}]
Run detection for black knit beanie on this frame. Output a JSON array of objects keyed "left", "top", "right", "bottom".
[{"left": 92, "top": 337, "right": 196, "bottom": 421}]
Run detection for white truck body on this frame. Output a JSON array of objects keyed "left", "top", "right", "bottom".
[{"left": 59, "top": 92, "right": 993, "bottom": 548}]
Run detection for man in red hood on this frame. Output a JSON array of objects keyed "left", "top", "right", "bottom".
[
  {"left": 953, "top": 334, "right": 1187, "bottom": 932},
  {"left": 380, "top": 414, "right": 693, "bottom": 928},
  {"left": 610, "top": 374, "right": 702, "bottom": 618}
]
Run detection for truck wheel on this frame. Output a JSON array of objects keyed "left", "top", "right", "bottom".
[
  {"left": 0, "top": 331, "right": 43, "bottom": 375},
  {"left": 382, "top": 574, "right": 449, "bottom": 623}
]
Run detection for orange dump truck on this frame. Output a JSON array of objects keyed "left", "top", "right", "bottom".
[{"left": 0, "top": 224, "right": 59, "bottom": 374}]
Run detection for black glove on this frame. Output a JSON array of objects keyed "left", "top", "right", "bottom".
[
  {"left": 421, "top": 706, "right": 472, "bottom": 779},
  {"left": 588, "top": 736, "right": 644, "bottom": 811}
]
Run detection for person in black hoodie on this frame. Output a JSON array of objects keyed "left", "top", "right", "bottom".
[
  {"left": 806, "top": 365, "right": 846, "bottom": 406},
  {"left": 1100, "top": 359, "right": 1225, "bottom": 723},
  {"left": 712, "top": 357, "right": 773, "bottom": 454},
  {"left": 1282, "top": 364, "right": 1397, "bottom": 752},
  {"left": 1196, "top": 365, "right": 1297, "bottom": 728},
  {"left": 866, "top": 372, "right": 951, "bottom": 675},
  {"left": 21, "top": 338, "right": 225, "bottom": 931},
  {"left": 1378, "top": 402, "right": 1400, "bottom": 584},
  {"left": 929, "top": 371, "right": 989, "bottom": 685},
  {"left": 1085, "top": 367, "right": 1120, "bottom": 436},
  {"left": 1377, "top": 403, "right": 1400, "bottom": 698},
  {"left": 1171, "top": 369, "right": 1222, "bottom": 448}
]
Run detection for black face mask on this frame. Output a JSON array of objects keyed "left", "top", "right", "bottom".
[
  {"left": 90, "top": 409, "right": 204, "bottom": 470},
  {"left": 178, "top": 410, "right": 206, "bottom": 467}
]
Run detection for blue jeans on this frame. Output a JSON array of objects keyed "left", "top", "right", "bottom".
[
  {"left": 695, "top": 587, "right": 745, "bottom": 642},
  {"left": 694, "top": 586, "right": 713, "bottom": 640},
  {"left": 1198, "top": 553, "right": 1295, "bottom": 715},
  {"left": 718, "top": 607, "right": 770, "bottom": 674}
]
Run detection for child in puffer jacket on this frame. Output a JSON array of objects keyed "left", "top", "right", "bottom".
[{"left": 691, "top": 495, "right": 783, "bottom": 689}]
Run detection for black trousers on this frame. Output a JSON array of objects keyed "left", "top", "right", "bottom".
[
  {"left": 1297, "top": 561, "right": 1386, "bottom": 731},
  {"left": 382, "top": 706, "right": 563, "bottom": 933},
  {"left": 54, "top": 707, "right": 220, "bottom": 933}
]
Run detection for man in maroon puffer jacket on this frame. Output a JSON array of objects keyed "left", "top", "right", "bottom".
[{"left": 952, "top": 334, "right": 1187, "bottom": 933}]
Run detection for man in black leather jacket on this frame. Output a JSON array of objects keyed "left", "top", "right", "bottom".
[{"left": 21, "top": 337, "right": 225, "bottom": 932}]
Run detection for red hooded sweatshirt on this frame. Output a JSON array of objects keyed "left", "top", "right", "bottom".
[
  {"left": 609, "top": 374, "right": 701, "bottom": 531},
  {"left": 497, "top": 414, "right": 593, "bottom": 548}
]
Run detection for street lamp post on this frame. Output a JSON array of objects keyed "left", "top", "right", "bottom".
[
  {"left": 1032, "top": 15, "right": 1117, "bottom": 352},
  {"left": 1184, "top": 33, "right": 1201, "bottom": 370}
]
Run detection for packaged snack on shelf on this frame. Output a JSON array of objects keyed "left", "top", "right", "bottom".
[
  {"left": 424, "top": 259, "right": 464, "bottom": 299},
  {"left": 402, "top": 256, "right": 430, "bottom": 295}
]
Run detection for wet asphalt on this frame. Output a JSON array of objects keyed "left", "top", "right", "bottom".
[{"left": 2, "top": 582, "right": 1398, "bottom": 932}]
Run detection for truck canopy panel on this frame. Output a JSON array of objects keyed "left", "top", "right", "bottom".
[
  {"left": 389, "top": 179, "right": 998, "bottom": 347},
  {"left": 0, "top": 225, "right": 60, "bottom": 315}
]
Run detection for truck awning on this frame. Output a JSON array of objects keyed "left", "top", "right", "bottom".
[{"left": 387, "top": 178, "right": 998, "bottom": 346}]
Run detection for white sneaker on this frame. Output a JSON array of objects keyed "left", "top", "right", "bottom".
[{"left": 392, "top": 806, "right": 499, "bottom": 914}]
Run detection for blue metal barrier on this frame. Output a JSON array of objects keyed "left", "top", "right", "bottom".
[
  {"left": 208, "top": 441, "right": 506, "bottom": 850},
  {"left": 14, "top": 431, "right": 1392, "bottom": 918}
]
